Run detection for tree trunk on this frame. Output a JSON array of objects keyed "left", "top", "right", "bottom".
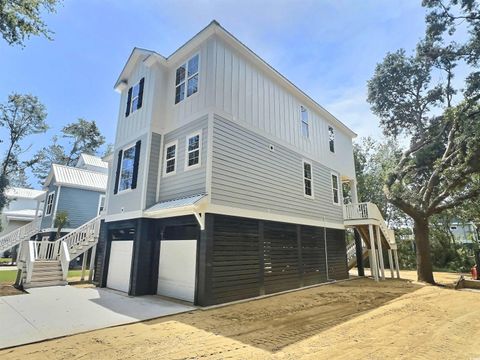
[{"left": 413, "top": 217, "right": 435, "bottom": 284}]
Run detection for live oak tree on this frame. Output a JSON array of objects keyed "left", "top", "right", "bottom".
[
  {"left": 367, "top": 0, "right": 480, "bottom": 283},
  {"left": 0, "top": 93, "right": 48, "bottom": 212},
  {"left": 33, "top": 118, "right": 105, "bottom": 182},
  {"left": 0, "top": 0, "right": 61, "bottom": 46}
]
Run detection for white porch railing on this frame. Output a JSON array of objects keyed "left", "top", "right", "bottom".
[
  {"left": 61, "top": 215, "right": 101, "bottom": 257},
  {"left": 32, "top": 240, "right": 62, "bottom": 260},
  {"left": 0, "top": 217, "right": 41, "bottom": 253}
]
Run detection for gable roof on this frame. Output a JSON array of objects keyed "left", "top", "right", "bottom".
[
  {"left": 45, "top": 164, "right": 108, "bottom": 192},
  {"left": 115, "top": 20, "right": 356, "bottom": 138},
  {"left": 5, "top": 187, "right": 45, "bottom": 200},
  {"left": 76, "top": 153, "right": 109, "bottom": 170}
]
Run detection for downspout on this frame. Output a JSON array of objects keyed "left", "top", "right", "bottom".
[{"left": 323, "top": 216, "right": 334, "bottom": 282}]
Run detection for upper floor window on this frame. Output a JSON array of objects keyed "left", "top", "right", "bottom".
[
  {"left": 175, "top": 54, "right": 199, "bottom": 104},
  {"left": 303, "top": 161, "right": 313, "bottom": 198},
  {"left": 185, "top": 132, "right": 201, "bottom": 169},
  {"left": 328, "top": 125, "right": 335, "bottom": 153},
  {"left": 301, "top": 106, "right": 309, "bottom": 138},
  {"left": 113, "top": 141, "right": 141, "bottom": 194},
  {"left": 119, "top": 145, "right": 136, "bottom": 191},
  {"left": 45, "top": 192, "right": 55, "bottom": 216},
  {"left": 125, "top": 78, "right": 144, "bottom": 117},
  {"left": 164, "top": 141, "right": 177, "bottom": 175},
  {"left": 331, "top": 173, "right": 340, "bottom": 204}
]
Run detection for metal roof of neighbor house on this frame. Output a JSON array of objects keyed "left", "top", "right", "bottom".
[
  {"left": 145, "top": 193, "right": 207, "bottom": 213},
  {"left": 77, "top": 153, "right": 109, "bottom": 169},
  {"left": 5, "top": 187, "right": 45, "bottom": 200},
  {"left": 50, "top": 164, "right": 108, "bottom": 192}
]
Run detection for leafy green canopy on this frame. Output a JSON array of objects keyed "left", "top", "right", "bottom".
[{"left": 0, "top": 0, "right": 61, "bottom": 46}]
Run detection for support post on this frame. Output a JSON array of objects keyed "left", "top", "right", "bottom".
[
  {"left": 375, "top": 225, "right": 385, "bottom": 280},
  {"left": 81, "top": 250, "right": 87, "bottom": 281},
  {"left": 354, "top": 229, "right": 365, "bottom": 276},
  {"left": 394, "top": 249, "right": 400, "bottom": 278},
  {"left": 368, "top": 224, "right": 379, "bottom": 281},
  {"left": 88, "top": 244, "right": 97, "bottom": 282},
  {"left": 387, "top": 249, "right": 394, "bottom": 279}
]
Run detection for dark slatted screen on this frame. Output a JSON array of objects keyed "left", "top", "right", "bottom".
[
  {"left": 326, "top": 228, "right": 348, "bottom": 280},
  {"left": 211, "top": 215, "right": 260, "bottom": 304},
  {"left": 301, "top": 226, "right": 327, "bottom": 286},
  {"left": 263, "top": 221, "right": 300, "bottom": 294}
]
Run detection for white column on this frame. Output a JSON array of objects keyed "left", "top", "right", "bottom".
[
  {"left": 394, "top": 249, "right": 401, "bottom": 278},
  {"left": 349, "top": 179, "right": 359, "bottom": 203},
  {"left": 81, "top": 251, "right": 88, "bottom": 281},
  {"left": 368, "top": 224, "right": 379, "bottom": 281},
  {"left": 88, "top": 245, "right": 97, "bottom": 282},
  {"left": 388, "top": 249, "right": 394, "bottom": 279},
  {"left": 375, "top": 225, "right": 385, "bottom": 280}
]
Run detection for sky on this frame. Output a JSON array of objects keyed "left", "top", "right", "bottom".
[{"left": 0, "top": 0, "right": 428, "bottom": 187}]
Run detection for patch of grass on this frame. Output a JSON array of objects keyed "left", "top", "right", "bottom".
[
  {"left": 0, "top": 269, "right": 90, "bottom": 284},
  {"left": 0, "top": 258, "right": 12, "bottom": 264}
]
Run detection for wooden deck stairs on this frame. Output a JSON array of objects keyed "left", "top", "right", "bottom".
[
  {"left": 16, "top": 215, "right": 101, "bottom": 289},
  {"left": 344, "top": 203, "right": 400, "bottom": 281}
]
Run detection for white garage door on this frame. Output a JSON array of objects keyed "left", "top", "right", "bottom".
[
  {"left": 157, "top": 240, "right": 197, "bottom": 302},
  {"left": 107, "top": 240, "right": 133, "bottom": 293}
]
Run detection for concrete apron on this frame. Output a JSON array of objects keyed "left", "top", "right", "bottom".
[{"left": 0, "top": 285, "right": 195, "bottom": 349}]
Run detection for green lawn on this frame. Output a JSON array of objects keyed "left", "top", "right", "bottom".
[
  {"left": 0, "top": 269, "right": 90, "bottom": 284},
  {"left": 0, "top": 258, "right": 12, "bottom": 264}
]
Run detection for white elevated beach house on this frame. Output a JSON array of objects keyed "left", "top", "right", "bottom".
[{"left": 94, "top": 21, "right": 400, "bottom": 306}]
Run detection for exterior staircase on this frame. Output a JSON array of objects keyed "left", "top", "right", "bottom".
[
  {"left": 346, "top": 243, "right": 368, "bottom": 270},
  {"left": 16, "top": 215, "right": 101, "bottom": 288},
  {"left": 343, "top": 202, "right": 400, "bottom": 280},
  {"left": 0, "top": 217, "right": 41, "bottom": 254}
]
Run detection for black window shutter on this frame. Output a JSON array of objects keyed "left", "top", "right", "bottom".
[
  {"left": 125, "top": 87, "right": 132, "bottom": 117},
  {"left": 131, "top": 140, "right": 141, "bottom": 190},
  {"left": 137, "top": 77, "right": 145, "bottom": 109},
  {"left": 114, "top": 150, "right": 123, "bottom": 194}
]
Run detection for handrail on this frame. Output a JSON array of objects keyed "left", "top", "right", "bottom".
[
  {"left": 0, "top": 217, "right": 41, "bottom": 251},
  {"left": 57, "top": 215, "right": 101, "bottom": 257}
]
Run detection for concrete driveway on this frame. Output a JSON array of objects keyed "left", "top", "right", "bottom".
[{"left": 0, "top": 285, "right": 195, "bottom": 349}]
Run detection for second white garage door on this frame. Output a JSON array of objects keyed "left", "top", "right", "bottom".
[
  {"left": 157, "top": 240, "right": 197, "bottom": 302},
  {"left": 107, "top": 240, "right": 133, "bottom": 293}
]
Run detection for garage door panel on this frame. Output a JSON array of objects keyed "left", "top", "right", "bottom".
[
  {"left": 107, "top": 240, "right": 133, "bottom": 293},
  {"left": 157, "top": 240, "right": 196, "bottom": 302}
]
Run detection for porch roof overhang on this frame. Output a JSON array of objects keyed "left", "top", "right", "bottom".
[{"left": 143, "top": 193, "right": 208, "bottom": 229}]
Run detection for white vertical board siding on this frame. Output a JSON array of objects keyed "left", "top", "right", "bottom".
[
  {"left": 211, "top": 116, "right": 344, "bottom": 223},
  {"left": 212, "top": 37, "right": 355, "bottom": 179},
  {"left": 158, "top": 116, "right": 208, "bottom": 201}
]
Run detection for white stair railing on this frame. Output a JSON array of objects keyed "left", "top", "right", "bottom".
[
  {"left": 60, "top": 215, "right": 101, "bottom": 257},
  {"left": 0, "top": 217, "right": 41, "bottom": 252}
]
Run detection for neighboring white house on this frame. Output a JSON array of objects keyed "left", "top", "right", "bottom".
[
  {"left": 93, "top": 20, "right": 397, "bottom": 306},
  {"left": 449, "top": 221, "right": 479, "bottom": 245}
]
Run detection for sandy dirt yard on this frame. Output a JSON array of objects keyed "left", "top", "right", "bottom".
[{"left": 1, "top": 272, "right": 479, "bottom": 360}]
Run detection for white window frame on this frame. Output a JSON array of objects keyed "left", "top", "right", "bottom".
[
  {"left": 331, "top": 172, "right": 341, "bottom": 205},
  {"left": 302, "top": 160, "right": 314, "bottom": 199},
  {"left": 45, "top": 191, "right": 55, "bottom": 216},
  {"left": 328, "top": 125, "right": 335, "bottom": 153},
  {"left": 118, "top": 143, "right": 136, "bottom": 194},
  {"left": 175, "top": 53, "right": 200, "bottom": 104},
  {"left": 184, "top": 131, "right": 202, "bottom": 171},
  {"left": 97, "top": 194, "right": 106, "bottom": 215},
  {"left": 163, "top": 140, "right": 178, "bottom": 177},
  {"left": 301, "top": 106, "right": 309, "bottom": 138},
  {"left": 130, "top": 81, "right": 141, "bottom": 113}
]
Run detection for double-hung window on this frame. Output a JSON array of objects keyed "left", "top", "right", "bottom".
[
  {"left": 303, "top": 161, "right": 313, "bottom": 198},
  {"left": 119, "top": 145, "right": 136, "bottom": 191},
  {"left": 125, "top": 78, "right": 144, "bottom": 117},
  {"left": 185, "top": 132, "right": 201, "bottom": 169},
  {"left": 164, "top": 141, "right": 177, "bottom": 175},
  {"left": 331, "top": 173, "right": 340, "bottom": 204},
  {"left": 328, "top": 125, "right": 335, "bottom": 153},
  {"left": 175, "top": 54, "right": 199, "bottom": 104},
  {"left": 301, "top": 106, "right": 309, "bottom": 138},
  {"left": 45, "top": 192, "right": 55, "bottom": 216}
]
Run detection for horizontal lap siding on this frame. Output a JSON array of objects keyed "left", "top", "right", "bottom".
[
  {"left": 56, "top": 187, "right": 102, "bottom": 228},
  {"left": 211, "top": 116, "right": 344, "bottom": 223},
  {"left": 158, "top": 116, "right": 208, "bottom": 201}
]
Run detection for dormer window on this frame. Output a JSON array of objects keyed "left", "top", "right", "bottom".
[
  {"left": 125, "top": 78, "right": 144, "bottom": 117},
  {"left": 301, "top": 106, "right": 309, "bottom": 138},
  {"left": 175, "top": 54, "right": 199, "bottom": 104}
]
